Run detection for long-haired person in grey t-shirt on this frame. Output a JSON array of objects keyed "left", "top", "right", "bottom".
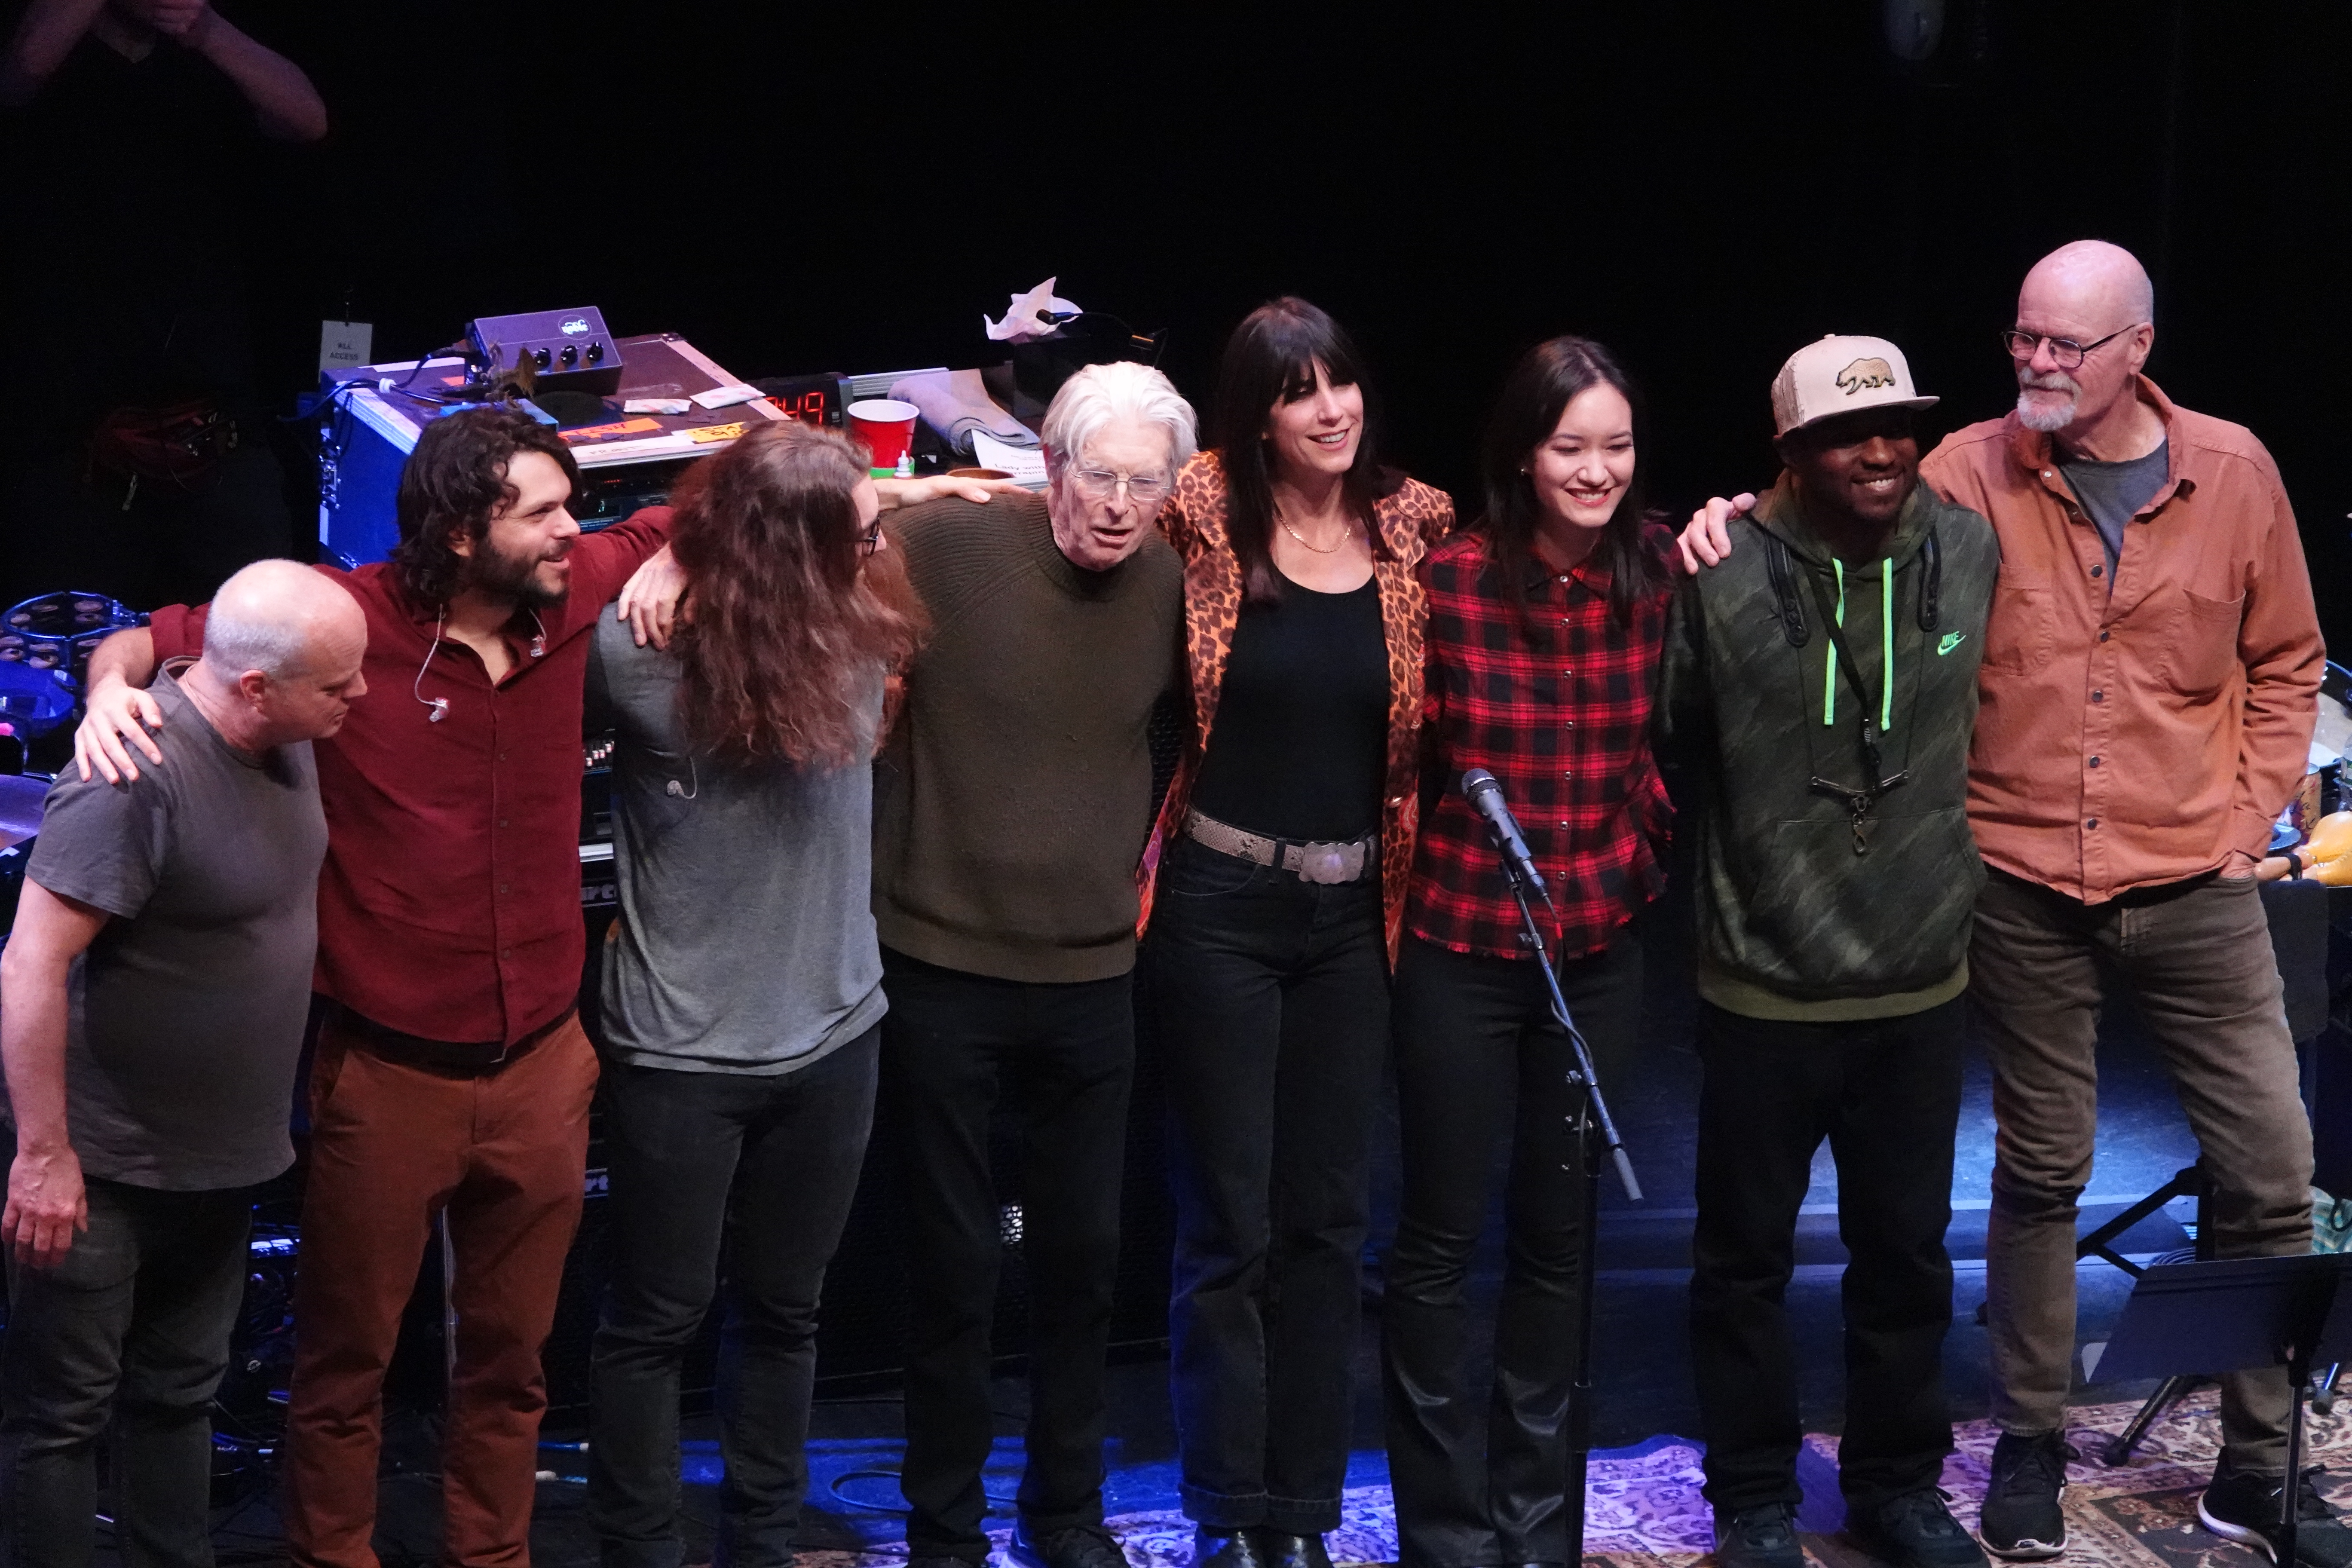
[{"left": 584, "top": 421, "right": 925, "bottom": 1568}]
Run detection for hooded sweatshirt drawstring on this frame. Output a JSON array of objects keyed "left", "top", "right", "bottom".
[{"left": 1821, "top": 557, "right": 1895, "bottom": 735}]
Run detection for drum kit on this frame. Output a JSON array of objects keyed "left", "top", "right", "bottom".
[{"left": 0, "top": 588, "right": 145, "bottom": 850}]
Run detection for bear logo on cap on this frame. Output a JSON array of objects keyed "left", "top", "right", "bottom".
[
  {"left": 1825, "top": 359, "right": 1900, "bottom": 399},
  {"left": 1837, "top": 358, "right": 1897, "bottom": 395}
]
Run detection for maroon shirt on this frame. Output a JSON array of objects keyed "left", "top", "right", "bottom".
[
  {"left": 1407, "top": 528, "right": 1672, "bottom": 962},
  {"left": 148, "top": 511, "right": 669, "bottom": 1044}
]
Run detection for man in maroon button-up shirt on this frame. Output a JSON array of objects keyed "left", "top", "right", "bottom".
[{"left": 74, "top": 409, "right": 674, "bottom": 1568}]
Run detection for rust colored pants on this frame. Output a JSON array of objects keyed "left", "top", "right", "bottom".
[{"left": 283, "top": 1009, "right": 598, "bottom": 1568}]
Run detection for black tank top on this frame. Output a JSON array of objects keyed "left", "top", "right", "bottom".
[{"left": 1188, "top": 577, "right": 1387, "bottom": 842}]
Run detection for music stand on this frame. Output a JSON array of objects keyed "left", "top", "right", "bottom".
[
  {"left": 2097, "top": 1253, "right": 2352, "bottom": 1567},
  {"left": 2076, "top": 1162, "right": 2211, "bottom": 1464}
]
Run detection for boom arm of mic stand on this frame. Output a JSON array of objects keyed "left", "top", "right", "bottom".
[{"left": 1506, "top": 869, "right": 1642, "bottom": 1201}]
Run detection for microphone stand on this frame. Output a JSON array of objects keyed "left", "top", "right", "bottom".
[{"left": 1487, "top": 832, "right": 1641, "bottom": 1568}]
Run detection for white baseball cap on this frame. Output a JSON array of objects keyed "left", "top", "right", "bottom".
[{"left": 1770, "top": 334, "right": 1939, "bottom": 438}]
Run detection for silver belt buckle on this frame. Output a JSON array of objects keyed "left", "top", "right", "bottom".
[{"left": 1296, "top": 841, "right": 1362, "bottom": 885}]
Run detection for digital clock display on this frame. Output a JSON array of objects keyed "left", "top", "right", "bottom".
[{"left": 760, "top": 372, "right": 849, "bottom": 429}]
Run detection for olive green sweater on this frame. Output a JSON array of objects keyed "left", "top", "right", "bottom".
[{"left": 872, "top": 493, "right": 1184, "bottom": 983}]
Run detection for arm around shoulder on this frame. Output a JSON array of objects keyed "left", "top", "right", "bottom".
[{"left": 75, "top": 625, "right": 165, "bottom": 786}]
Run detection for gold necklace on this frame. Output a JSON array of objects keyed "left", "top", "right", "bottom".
[{"left": 1275, "top": 500, "right": 1354, "bottom": 555}]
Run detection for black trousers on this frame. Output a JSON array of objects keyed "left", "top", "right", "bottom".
[
  {"left": 587, "top": 1029, "right": 880, "bottom": 1568},
  {"left": 880, "top": 948, "right": 1136, "bottom": 1562},
  {"left": 1145, "top": 838, "right": 1388, "bottom": 1534},
  {"left": 1381, "top": 932, "right": 1646, "bottom": 1568},
  {"left": 1687, "top": 998, "right": 1966, "bottom": 1514},
  {"left": 0, "top": 1176, "right": 254, "bottom": 1568}
]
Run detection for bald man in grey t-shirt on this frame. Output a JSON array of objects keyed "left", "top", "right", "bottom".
[{"left": 0, "top": 561, "right": 363, "bottom": 1568}]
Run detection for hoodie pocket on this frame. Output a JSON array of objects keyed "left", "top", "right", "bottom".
[{"left": 1743, "top": 806, "right": 1985, "bottom": 994}]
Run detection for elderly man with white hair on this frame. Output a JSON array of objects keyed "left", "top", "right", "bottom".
[
  {"left": 873, "top": 360, "right": 1194, "bottom": 1568},
  {"left": 1678, "top": 241, "right": 2331, "bottom": 1565},
  {"left": 0, "top": 559, "right": 363, "bottom": 1568}
]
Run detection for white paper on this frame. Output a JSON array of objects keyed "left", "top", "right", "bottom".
[
  {"left": 983, "top": 277, "right": 1082, "bottom": 343},
  {"left": 319, "top": 320, "right": 374, "bottom": 374},
  {"left": 971, "top": 429, "right": 1050, "bottom": 488},
  {"left": 690, "top": 383, "right": 764, "bottom": 410},
  {"left": 623, "top": 398, "right": 691, "bottom": 416}
]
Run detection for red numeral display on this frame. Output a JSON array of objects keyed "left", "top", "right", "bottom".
[{"left": 768, "top": 389, "right": 830, "bottom": 426}]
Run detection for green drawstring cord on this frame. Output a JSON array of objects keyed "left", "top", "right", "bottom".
[
  {"left": 1880, "top": 560, "right": 1893, "bottom": 734},
  {"left": 1823, "top": 561, "right": 1844, "bottom": 725},
  {"left": 1821, "top": 557, "right": 1896, "bottom": 733}
]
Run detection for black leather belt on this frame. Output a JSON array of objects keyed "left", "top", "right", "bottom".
[{"left": 332, "top": 1004, "right": 573, "bottom": 1071}]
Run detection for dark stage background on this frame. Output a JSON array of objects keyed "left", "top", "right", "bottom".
[{"left": 5, "top": 0, "right": 2346, "bottom": 643}]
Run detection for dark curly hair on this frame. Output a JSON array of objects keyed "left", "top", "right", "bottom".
[{"left": 387, "top": 407, "right": 580, "bottom": 606}]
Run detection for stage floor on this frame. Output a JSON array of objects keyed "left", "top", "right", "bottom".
[{"left": 181, "top": 931, "right": 2225, "bottom": 1568}]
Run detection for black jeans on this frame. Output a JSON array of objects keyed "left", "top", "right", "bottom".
[
  {"left": 1145, "top": 837, "right": 1387, "bottom": 1535},
  {"left": 0, "top": 1176, "right": 254, "bottom": 1568},
  {"left": 1381, "top": 932, "right": 1646, "bottom": 1568},
  {"left": 587, "top": 1029, "right": 880, "bottom": 1568},
  {"left": 880, "top": 948, "right": 1136, "bottom": 1562},
  {"left": 1687, "top": 998, "right": 1965, "bottom": 1514}
]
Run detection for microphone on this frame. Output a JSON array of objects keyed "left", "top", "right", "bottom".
[{"left": 1461, "top": 769, "right": 1547, "bottom": 903}]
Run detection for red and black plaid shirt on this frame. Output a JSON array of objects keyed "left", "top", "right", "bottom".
[{"left": 1406, "top": 528, "right": 1673, "bottom": 961}]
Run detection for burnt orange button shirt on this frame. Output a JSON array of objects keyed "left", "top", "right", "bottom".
[{"left": 1919, "top": 377, "right": 2322, "bottom": 905}]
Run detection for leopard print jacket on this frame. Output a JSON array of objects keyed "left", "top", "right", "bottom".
[{"left": 1137, "top": 448, "right": 1455, "bottom": 962}]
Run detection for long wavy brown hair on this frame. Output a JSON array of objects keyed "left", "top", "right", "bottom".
[{"left": 668, "top": 422, "right": 926, "bottom": 767}]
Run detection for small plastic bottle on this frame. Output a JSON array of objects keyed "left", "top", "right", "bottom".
[{"left": 894, "top": 450, "right": 914, "bottom": 479}]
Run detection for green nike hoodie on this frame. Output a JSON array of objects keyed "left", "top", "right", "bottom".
[{"left": 1657, "top": 470, "right": 2000, "bottom": 1020}]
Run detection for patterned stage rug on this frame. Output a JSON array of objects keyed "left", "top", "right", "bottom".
[{"left": 788, "top": 1384, "right": 2343, "bottom": 1568}]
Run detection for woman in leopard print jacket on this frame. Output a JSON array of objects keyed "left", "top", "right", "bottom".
[{"left": 1139, "top": 297, "right": 1452, "bottom": 1568}]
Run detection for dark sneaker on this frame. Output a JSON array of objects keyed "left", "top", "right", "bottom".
[
  {"left": 2199, "top": 1465, "right": 2352, "bottom": 1568},
  {"left": 1256, "top": 1534, "right": 1334, "bottom": 1568},
  {"left": 1847, "top": 1488, "right": 1991, "bottom": 1568},
  {"left": 1011, "top": 1522, "right": 1130, "bottom": 1568},
  {"left": 1979, "top": 1432, "right": 2075, "bottom": 1559},
  {"left": 1715, "top": 1501, "right": 1805, "bottom": 1568},
  {"left": 1190, "top": 1531, "right": 1268, "bottom": 1568}
]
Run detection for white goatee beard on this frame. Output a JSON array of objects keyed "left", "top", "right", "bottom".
[{"left": 2015, "top": 373, "right": 2079, "bottom": 434}]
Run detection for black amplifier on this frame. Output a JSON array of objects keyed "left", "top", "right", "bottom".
[{"left": 468, "top": 306, "right": 624, "bottom": 395}]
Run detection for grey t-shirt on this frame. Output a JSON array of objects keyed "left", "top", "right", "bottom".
[
  {"left": 6, "top": 673, "right": 326, "bottom": 1190},
  {"left": 2059, "top": 438, "right": 2169, "bottom": 576},
  {"left": 588, "top": 616, "right": 888, "bottom": 1074}
]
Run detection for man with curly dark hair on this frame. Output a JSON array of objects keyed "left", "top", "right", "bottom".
[
  {"left": 73, "top": 406, "right": 676, "bottom": 1568},
  {"left": 72, "top": 405, "right": 1020, "bottom": 1568}
]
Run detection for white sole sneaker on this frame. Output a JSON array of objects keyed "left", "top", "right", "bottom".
[
  {"left": 1976, "top": 1529, "right": 2067, "bottom": 1562},
  {"left": 2197, "top": 1497, "right": 2278, "bottom": 1563}
]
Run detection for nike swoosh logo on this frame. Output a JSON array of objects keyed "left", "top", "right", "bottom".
[{"left": 1939, "top": 633, "right": 1966, "bottom": 656}]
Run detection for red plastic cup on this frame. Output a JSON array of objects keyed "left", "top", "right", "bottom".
[{"left": 847, "top": 398, "right": 919, "bottom": 475}]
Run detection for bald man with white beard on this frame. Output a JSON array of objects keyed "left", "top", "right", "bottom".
[
  {"left": 1678, "top": 242, "right": 2332, "bottom": 1565},
  {"left": 0, "top": 560, "right": 364, "bottom": 1568}
]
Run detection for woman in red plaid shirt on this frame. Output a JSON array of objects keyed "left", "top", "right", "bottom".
[{"left": 1381, "top": 337, "right": 1673, "bottom": 1568}]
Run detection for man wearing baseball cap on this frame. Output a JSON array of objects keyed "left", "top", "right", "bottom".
[
  {"left": 1678, "top": 245, "right": 2333, "bottom": 1567},
  {"left": 1657, "top": 335, "right": 1998, "bottom": 1568}
]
